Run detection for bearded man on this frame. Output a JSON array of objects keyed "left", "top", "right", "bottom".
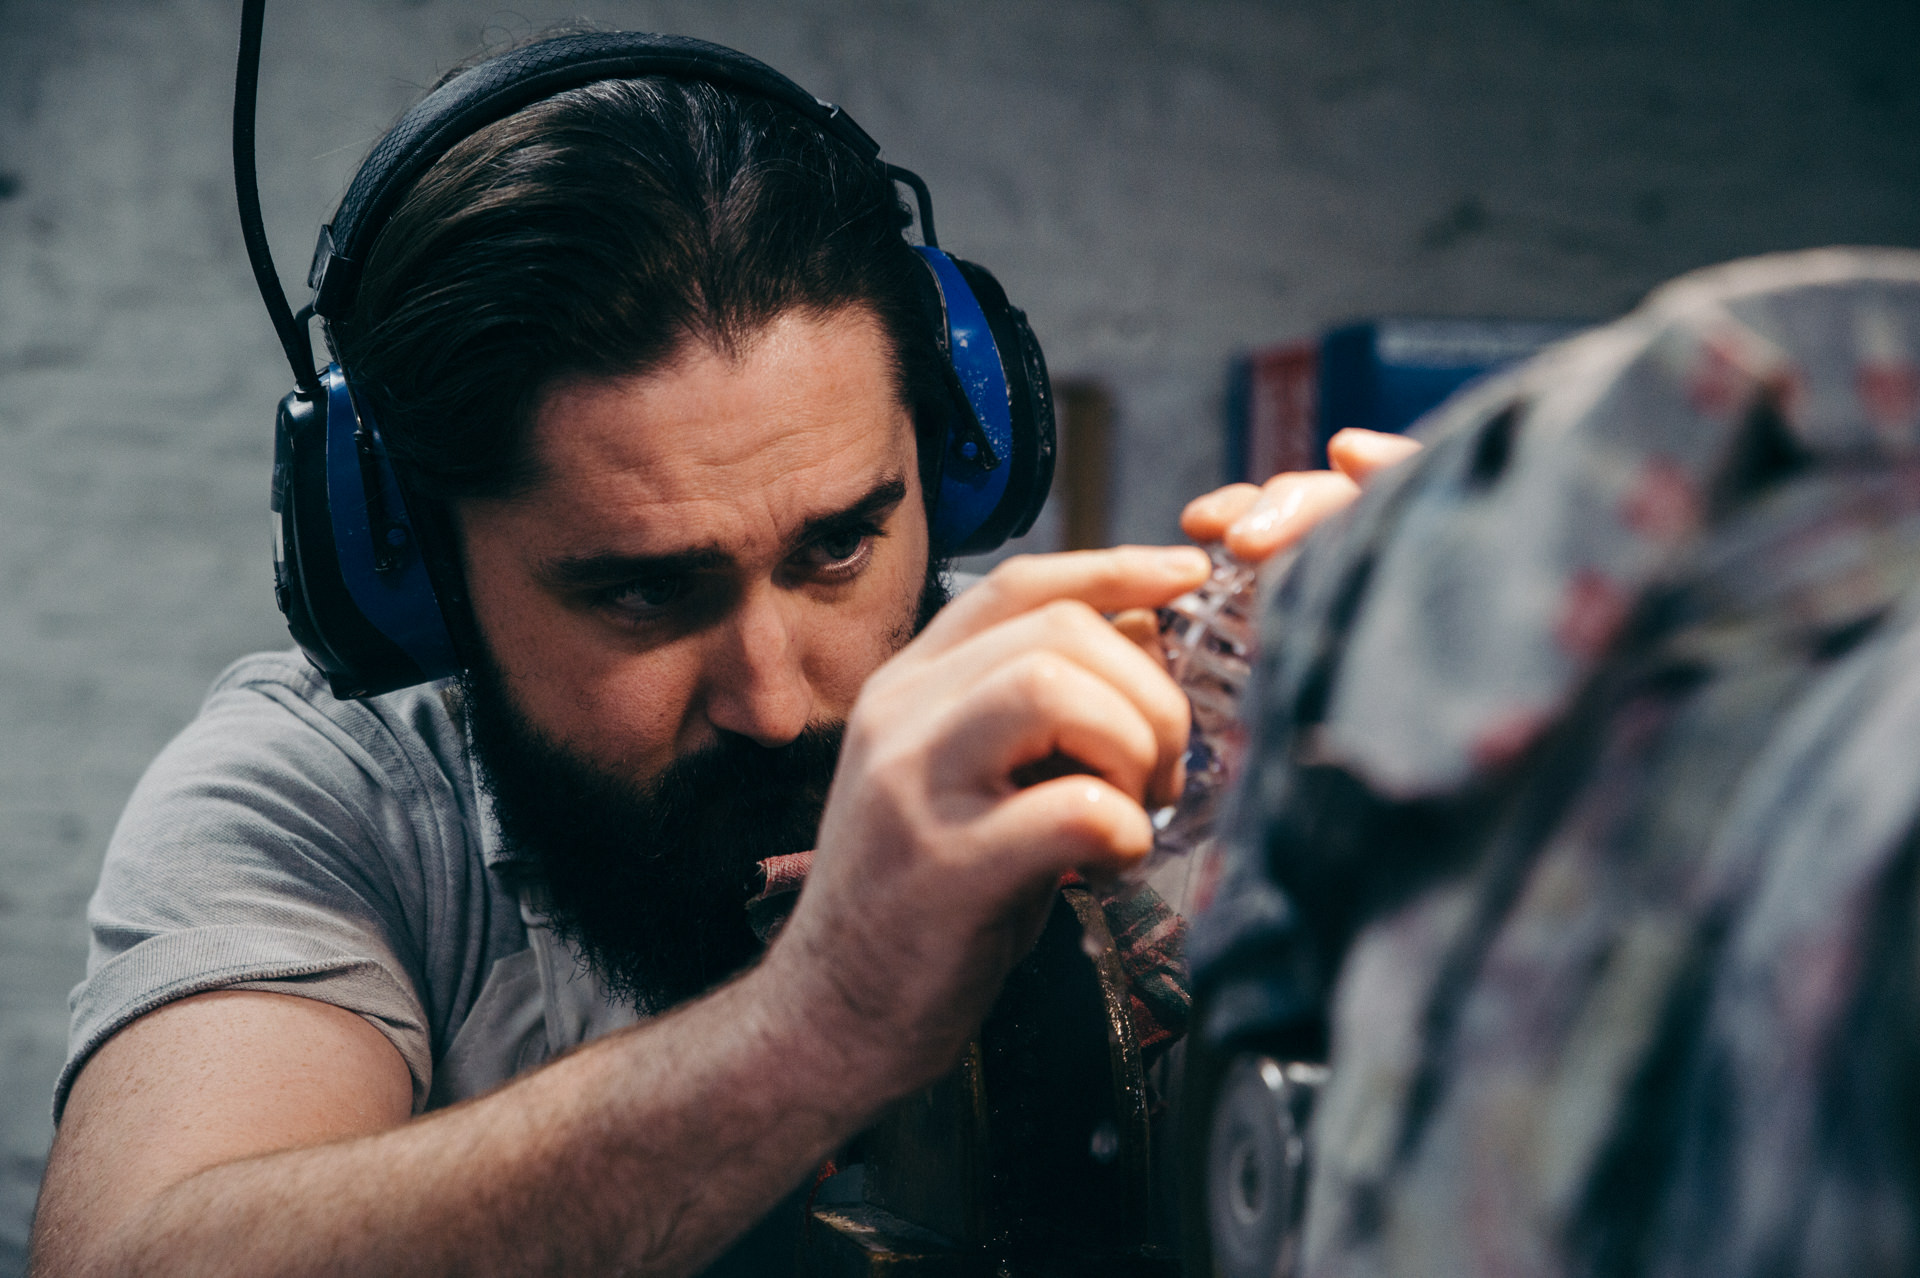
[{"left": 27, "top": 29, "right": 1403, "bottom": 1278}]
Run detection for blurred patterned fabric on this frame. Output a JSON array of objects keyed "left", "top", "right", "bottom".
[{"left": 1191, "top": 248, "right": 1920, "bottom": 1277}]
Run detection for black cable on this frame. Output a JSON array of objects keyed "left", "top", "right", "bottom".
[
  {"left": 887, "top": 164, "right": 937, "bottom": 249},
  {"left": 234, "top": 0, "right": 320, "bottom": 400}
]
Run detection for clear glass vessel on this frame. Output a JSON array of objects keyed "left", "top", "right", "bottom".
[{"left": 1148, "top": 543, "right": 1262, "bottom": 871}]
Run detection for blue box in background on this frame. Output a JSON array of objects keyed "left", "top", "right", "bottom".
[{"left": 1229, "top": 316, "right": 1589, "bottom": 482}]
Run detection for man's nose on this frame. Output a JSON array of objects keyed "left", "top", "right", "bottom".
[{"left": 700, "top": 587, "right": 814, "bottom": 747}]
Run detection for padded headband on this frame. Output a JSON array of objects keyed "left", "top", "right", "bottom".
[{"left": 308, "top": 32, "right": 882, "bottom": 319}]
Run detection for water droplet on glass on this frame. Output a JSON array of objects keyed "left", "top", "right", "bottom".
[{"left": 1090, "top": 1120, "right": 1120, "bottom": 1164}]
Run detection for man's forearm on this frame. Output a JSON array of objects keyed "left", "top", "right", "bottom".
[{"left": 61, "top": 964, "right": 884, "bottom": 1278}]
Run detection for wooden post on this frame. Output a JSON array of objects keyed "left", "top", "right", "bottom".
[{"left": 1058, "top": 380, "right": 1113, "bottom": 551}]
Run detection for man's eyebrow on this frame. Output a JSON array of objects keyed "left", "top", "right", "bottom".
[
  {"left": 537, "top": 545, "right": 731, "bottom": 590},
  {"left": 794, "top": 475, "right": 908, "bottom": 543},
  {"left": 535, "top": 473, "right": 910, "bottom": 590}
]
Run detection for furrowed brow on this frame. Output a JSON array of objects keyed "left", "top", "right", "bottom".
[
  {"left": 535, "top": 474, "right": 909, "bottom": 591},
  {"left": 537, "top": 546, "right": 731, "bottom": 591},
  {"left": 793, "top": 475, "right": 908, "bottom": 546}
]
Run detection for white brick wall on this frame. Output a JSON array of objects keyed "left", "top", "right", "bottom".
[{"left": 0, "top": 0, "right": 1914, "bottom": 1266}]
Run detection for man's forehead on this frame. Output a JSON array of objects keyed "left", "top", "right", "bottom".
[{"left": 503, "top": 307, "right": 917, "bottom": 561}]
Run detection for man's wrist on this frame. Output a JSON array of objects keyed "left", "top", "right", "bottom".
[{"left": 733, "top": 932, "right": 922, "bottom": 1127}]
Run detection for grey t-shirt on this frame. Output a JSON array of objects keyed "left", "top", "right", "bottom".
[{"left": 58, "top": 649, "right": 637, "bottom": 1119}]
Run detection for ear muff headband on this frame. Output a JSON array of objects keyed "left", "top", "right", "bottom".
[
  {"left": 310, "top": 33, "right": 880, "bottom": 320},
  {"left": 239, "top": 13, "right": 1055, "bottom": 698},
  {"left": 313, "top": 30, "right": 1053, "bottom": 564}
]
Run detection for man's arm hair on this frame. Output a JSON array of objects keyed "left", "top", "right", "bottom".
[{"left": 31, "top": 969, "right": 877, "bottom": 1277}]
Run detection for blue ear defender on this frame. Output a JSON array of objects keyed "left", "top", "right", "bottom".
[
  {"left": 916, "top": 246, "right": 1056, "bottom": 557},
  {"left": 239, "top": 14, "right": 1055, "bottom": 699},
  {"left": 267, "top": 368, "right": 467, "bottom": 699},
  {"left": 318, "top": 369, "right": 462, "bottom": 676}
]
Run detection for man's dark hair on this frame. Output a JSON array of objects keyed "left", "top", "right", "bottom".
[{"left": 328, "top": 74, "right": 950, "bottom": 505}]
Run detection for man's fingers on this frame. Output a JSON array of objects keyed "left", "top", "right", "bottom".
[
  {"left": 1180, "top": 432, "right": 1420, "bottom": 564},
  {"left": 1109, "top": 609, "right": 1166, "bottom": 667},
  {"left": 920, "top": 606, "right": 1189, "bottom": 805},
  {"left": 973, "top": 773, "right": 1157, "bottom": 881},
  {"left": 1222, "top": 470, "right": 1360, "bottom": 562},
  {"left": 931, "top": 652, "right": 1169, "bottom": 806},
  {"left": 1327, "top": 428, "right": 1422, "bottom": 483},
  {"left": 1180, "top": 483, "right": 1263, "bottom": 543},
  {"left": 918, "top": 546, "right": 1210, "bottom": 652}
]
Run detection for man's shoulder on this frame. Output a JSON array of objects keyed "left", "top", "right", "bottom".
[
  {"left": 67, "top": 653, "right": 510, "bottom": 1120},
  {"left": 204, "top": 648, "right": 460, "bottom": 728},
  {"left": 206, "top": 647, "right": 333, "bottom": 695},
  {"left": 132, "top": 648, "right": 490, "bottom": 874},
  {"left": 192, "top": 649, "right": 470, "bottom": 783}
]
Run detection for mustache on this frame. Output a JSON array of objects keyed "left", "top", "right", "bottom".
[
  {"left": 465, "top": 651, "right": 845, "bottom": 1010},
  {"left": 634, "top": 724, "right": 844, "bottom": 847}
]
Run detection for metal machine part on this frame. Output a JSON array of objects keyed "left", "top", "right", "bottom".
[{"left": 1205, "top": 1056, "right": 1326, "bottom": 1278}]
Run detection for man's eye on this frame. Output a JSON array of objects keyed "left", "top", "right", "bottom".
[
  {"left": 798, "top": 525, "right": 880, "bottom": 579},
  {"left": 812, "top": 529, "right": 868, "bottom": 564},
  {"left": 608, "top": 576, "right": 688, "bottom": 612}
]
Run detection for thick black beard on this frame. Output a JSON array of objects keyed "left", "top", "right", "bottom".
[{"left": 465, "top": 563, "right": 950, "bottom": 1012}]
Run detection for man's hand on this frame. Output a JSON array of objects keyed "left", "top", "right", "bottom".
[
  {"left": 1107, "top": 428, "right": 1425, "bottom": 673},
  {"left": 1180, "top": 427, "right": 1421, "bottom": 563},
  {"left": 765, "top": 434, "right": 1429, "bottom": 1106},
  {"left": 765, "top": 545, "right": 1212, "bottom": 1094}
]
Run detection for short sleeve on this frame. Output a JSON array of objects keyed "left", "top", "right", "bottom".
[{"left": 57, "top": 659, "right": 451, "bottom": 1119}]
